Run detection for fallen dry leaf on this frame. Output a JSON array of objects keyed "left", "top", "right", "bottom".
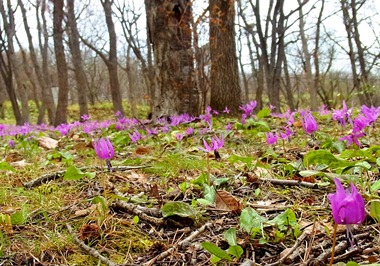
[
  {"left": 215, "top": 190, "right": 242, "bottom": 213},
  {"left": 38, "top": 136, "right": 58, "bottom": 149}
]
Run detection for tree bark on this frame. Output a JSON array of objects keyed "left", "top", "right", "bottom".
[
  {"left": 209, "top": 0, "right": 241, "bottom": 115},
  {"left": 101, "top": 0, "right": 124, "bottom": 116},
  {"left": 67, "top": 0, "right": 89, "bottom": 120},
  {"left": 53, "top": 0, "right": 70, "bottom": 126},
  {"left": 146, "top": 0, "right": 199, "bottom": 118}
]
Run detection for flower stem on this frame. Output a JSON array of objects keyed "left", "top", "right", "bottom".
[{"left": 329, "top": 223, "right": 338, "bottom": 266}]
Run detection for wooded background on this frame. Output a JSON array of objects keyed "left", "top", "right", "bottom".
[{"left": 1, "top": 0, "right": 379, "bottom": 125}]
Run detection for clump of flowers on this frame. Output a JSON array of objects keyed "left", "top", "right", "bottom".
[
  {"left": 93, "top": 137, "right": 115, "bottom": 172},
  {"left": 332, "top": 101, "right": 352, "bottom": 126},
  {"left": 240, "top": 101, "right": 257, "bottom": 124}
]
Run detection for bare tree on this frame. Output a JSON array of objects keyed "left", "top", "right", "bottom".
[
  {"left": 145, "top": 0, "right": 199, "bottom": 118},
  {"left": 341, "top": 0, "right": 377, "bottom": 105},
  {"left": 67, "top": 0, "right": 89, "bottom": 120},
  {"left": 298, "top": 0, "right": 317, "bottom": 111},
  {"left": 0, "top": 0, "right": 23, "bottom": 125},
  {"left": 19, "top": 0, "right": 56, "bottom": 124},
  {"left": 209, "top": 0, "right": 241, "bottom": 114}
]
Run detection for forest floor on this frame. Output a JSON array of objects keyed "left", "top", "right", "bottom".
[{"left": 0, "top": 103, "right": 379, "bottom": 266}]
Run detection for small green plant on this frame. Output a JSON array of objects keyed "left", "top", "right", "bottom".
[{"left": 201, "top": 228, "right": 243, "bottom": 264}]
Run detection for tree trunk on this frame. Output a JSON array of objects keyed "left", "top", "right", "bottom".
[
  {"left": 101, "top": 0, "right": 124, "bottom": 116},
  {"left": 146, "top": 0, "right": 199, "bottom": 118},
  {"left": 298, "top": 0, "right": 317, "bottom": 111},
  {"left": 67, "top": 0, "right": 89, "bottom": 120},
  {"left": 209, "top": 0, "right": 241, "bottom": 115},
  {"left": 53, "top": 0, "right": 69, "bottom": 126},
  {"left": 19, "top": 0, "right": 55, "bottom": 124},
  {"left": 0, "top": 0, "right": 23, "bottom": 125}
]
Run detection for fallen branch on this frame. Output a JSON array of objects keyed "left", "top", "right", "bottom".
[
  {"left": 110, "top": 200, "right": 164, "bottom": 226},
  {"left": 260, "top": 178, "right": 318, "bottom": 188},
  {"left": 23, "top": 165, "right": 149, "bottom": 188},
  {"left": 143, "top": 222, "right": 212, "bottom": 266},
  {"left": 66, "top": 223, "right": 120, "bottom": 266}
]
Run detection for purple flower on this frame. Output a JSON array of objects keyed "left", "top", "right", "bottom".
[
  {"left": 318, "top": 105, "right": 330, "bottom": 116},
  {"left": 353, "top": 114, "right": 370, "bottom": 133},
  {"left": 240, "top": 101, "right": 257, "bottom": 116},
  {"left": 223, "top": 107, "right": 230, "bottom": 114},
  {"left": 93, "top": 137, "right": 115, "bottom": 172},
  {"left": 56, "top": 124, "right": 71, "bottom": 136},
  {"left": 332, "top": 101, "right": 352, "bottom": 126},
  {"left": 279, "top": 127, "right": 293, "bottom": 140},
  {"left": 200, "top": 135, "right": 224, "bottom": 153},
  {"left": 129, "top": 130, "right": 142, "bottom": 143},
  {"left": 328, "top": 178, "right": 365, "bottom": 225},
  {"left": 361, "top": 105, "right": 380, "bottom": 125},
  {"left": 185, "top": 127, "right": 194, "bottom": 135},
  {"left": 146, "top": 127, "right": 158, "bottom": 136},
  {"left": 300, "top": 110, "right": 318, "bottom": 134},
  {"left": 8, "top": 139, "right": 15, "bottom": 148},
  {"left": 225, "top": 123, "right": 233, "bottom": 130},
  {"left": 93, "top": 137, "right": 115, "bottom": 160},
  {"left": 81, "top": 114, "right": 90, "bottom": 121},
  {"left": 266, "top": 132, "right": 278, "bottom": 145},
  {"left": 176, "top": 133, "right": 184, "bottom": 141},
  {"left": 339, "top": 131, "right": 365, "bottom": 147}
]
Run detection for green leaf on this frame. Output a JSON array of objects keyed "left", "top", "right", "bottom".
[
  {"left": 133, "top": 215, "right": 140, "bottom": 225},
  {"left": 228, "top": 245, "right": 244, "bottom": 258},
  {"left": 298, "top": 170, "right": 323, "bottom": 177},
  {"left": 92, "top": 196, "right": 108, "bottom": 213},
  {"left": 64, "top": 165, "right": 85, "bottom": 180},
  {"left": 371, "top": 180, "right": 380, "bottom": 191},
  {"left": 239, "top": 207, "right": 267, "bottom": 236},
  {"left": 191, "top": 173, "right": 207, "bottom": 186},
  {"left": 346, "top": 262, "right": 360, "bottom": 266},
  {"left": 161, "top": 201, "right": 198, "bottom": 219},
  {"left": 303, "top": 150, "right": 339, "bottom": 167},
  {"left": 377, "top": 157, "right": 380, "bottom": 167},
  {"left": 223, "top": 228, "right": 237, "bottom": 246},
  {"left": 354, "top": 161, "right": 371, "bottom": 170},
  {"left": 228, "top": 155, "right": 254, "bottom": 165},
  {"left": 370, "top": 201, "right": 380, "bottom": 222},
  {"left": 11, "top": 205, "right": 28, "bottom": 225},
  {"left": 213, "top": 177, "right": 229, "bottom": 186},
  {"left": 256, "top": 107, "right": 271, "bottom": 119},
  {"left": 85, "top": 172, "right": 96, "bottom": 179},
  {"left": 0, "top": 161, "right": 15, "bottom": 172},
  {"left": 268, "top": 209, "right": 298, "bottom": 232},
  {"left": 201, "top": 242, "right": 232, "bottom": 261},
  {"left": 203, "top": 184, "right": 216, "bottom": 203}
]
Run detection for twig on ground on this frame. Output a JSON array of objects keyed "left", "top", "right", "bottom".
[
  {"left": 260, "top": 178, "right": 318, "bottom": 188},
  {"left": 110, "top": 200, "right": 164, "bottom": 226},
  {"left": 66, "top": 223, "right": 120, "bottom": 266},
  {"left": 23, "top": 165, "right": 149, "bottom": 188},
  {"left": 143, "top": 222, "right": 212, "bottom": 266},
  {"left": 266, "top": 229, "right": 309, "bottom": 266}
]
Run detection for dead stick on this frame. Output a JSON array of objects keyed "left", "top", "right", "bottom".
[
  {"left": 260, "top": 178, "right": 318, "bottom": 188},
  {"left": 23, "top": 165, "right": 149, "bottom": 188},
  {"left": 266, "top": 229, "right": 308, "bottom": 266},
  {"left": 66, "top": 223, "right": 120, "bottom": 266},
  {"left": 143, "top": 222, "right": 212, "bottom": 266}
]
